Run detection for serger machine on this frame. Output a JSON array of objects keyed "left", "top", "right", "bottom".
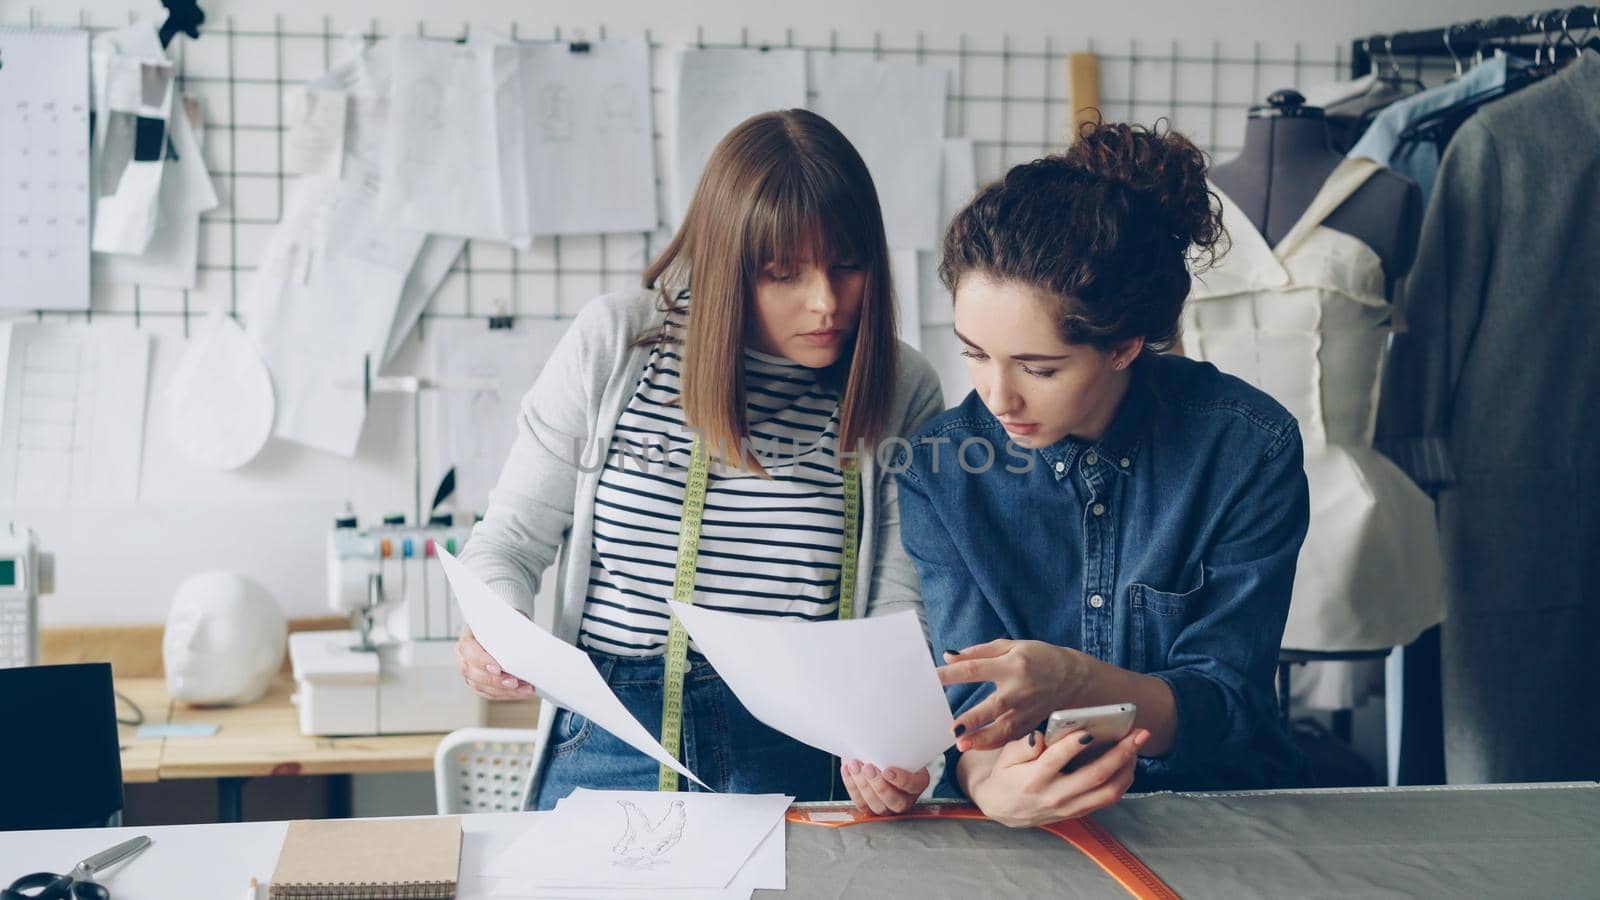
[{"left": 287, "top": 512, "right": 485, "bottom": 735}]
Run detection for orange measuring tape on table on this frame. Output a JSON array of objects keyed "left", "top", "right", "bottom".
[{"left": 786, "top": 803, "right": 1179, "bottom": 900}]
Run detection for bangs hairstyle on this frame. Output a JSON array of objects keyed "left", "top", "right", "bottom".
[{"left": 643, "top": 109, "right": 897, "bottom": 472}]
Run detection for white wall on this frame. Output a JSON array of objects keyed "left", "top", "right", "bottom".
[{"left": 11, "top": 0, "right": 1519, "bottom": 632}]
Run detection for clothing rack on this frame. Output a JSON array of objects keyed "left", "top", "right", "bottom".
[{"left": 1350, "top": 7, "right": 1600, "bottom": 77}]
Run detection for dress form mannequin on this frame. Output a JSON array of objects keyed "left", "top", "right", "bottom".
[{"left": 1211, "top": 90, "right": 1422, "bottom": 289}]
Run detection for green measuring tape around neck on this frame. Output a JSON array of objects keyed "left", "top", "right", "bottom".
[{"left": 657, "top": 436, "right": 861, "bottom": 792}]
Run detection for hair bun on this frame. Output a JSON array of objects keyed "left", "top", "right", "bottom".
[{"left": 1063, "top": 119, "right": 1223, "bottom": 267}]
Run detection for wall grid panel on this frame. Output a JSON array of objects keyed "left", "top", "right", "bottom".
[{"left": 9, "top": 8, "right": 1390, "bottom": 336}]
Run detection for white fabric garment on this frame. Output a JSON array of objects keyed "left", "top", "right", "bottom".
[{"left": 1184, "top": 157, "right": 1446, "bottom": 654}]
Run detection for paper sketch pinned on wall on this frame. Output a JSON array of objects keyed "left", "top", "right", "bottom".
[
  {"left": 0, "top": 322, "right": 150, "bottom": 507},
  {"left": 379, "top": 38, "right": 528, "bottom": 245},
  {"left": 430, "top": 317, "right": 570, "bottom": 513},
  {"left": 96, "top": 94, "right": 219, "bottom": 291},
  {"left": 245, "top": 40, "right": 442, "bottom": 456},
  {"left": 0, "top": 27, "right": 92, "bottom": 311},
  {"left": 814, "top": 57, "right": 947, "bottom": 251},
  {"left": 381, "top": 235, "right": 466, "bottom": 366},
  {"left": 890, "top": 250, "right": 922, "bottom": 350},
  {"left": 90, "top": 22, "right": 174, "bottom": 256},
  {"left": 918, "top": 137, "right": 977, "bottom": 326},
  {"left": 485, "top": 789, "right": 789, "bottom": 891},
  {"left": 516, "top": 40, "right": 658, "bottom": 235},
  {"left": 163, "top": 311, "right": 275, "bottom": 470},
  {"left": 284, "top": 85, "right": 347, "bottom": 178},
  {"left": 670, "top": 47, "right": 807, "bottom": 226}
]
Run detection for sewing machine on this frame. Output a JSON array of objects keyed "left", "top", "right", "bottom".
[
  {"left": 287, "top": 513, "right": 485, "bottom": 736},
  {"left": 0, "top": 524, "right": 53, "bottom": 669}
]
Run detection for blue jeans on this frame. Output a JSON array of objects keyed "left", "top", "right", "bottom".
[{"left": 531, "top": 650, "right": 837, "bottom": 810}]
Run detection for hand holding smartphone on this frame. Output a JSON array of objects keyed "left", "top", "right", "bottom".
[{"left": 1043, "top": 703, "right": 1137, "bottom": 766}]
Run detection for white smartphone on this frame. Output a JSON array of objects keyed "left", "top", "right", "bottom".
[{"left": 1043, "top": 703, "right": 1138, "bottom": 757}]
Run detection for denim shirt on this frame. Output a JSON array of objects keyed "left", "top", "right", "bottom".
[{"left": 896, "top": 352, "right": 1310, "bottom": 794}]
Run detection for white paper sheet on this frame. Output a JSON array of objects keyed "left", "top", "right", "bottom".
[
  {"left": 940, "top": 137, "right": 978, "bottom": 224},
  {"left": 437, "top": 547, "right": 705, "bottom": 787},
  {"left": 890, "top": 249, "right": 922, "bottom": 350},
  {"left": 0, "top": 27, "right": 91, "bottom": 311},
  {"left": 381, "top": 37, "right": 525, "bottom": 244},
  {"left": 382, "top": 235, "right": 467, "bottom": 366},
  {"left": 162, "top": 311, "right": 274, "bottom": 470},
  {"left": 670, "top": 47, "right": 807, "bottom": 226},
  {"left": 814, "top": 58, "right": 946, "bottom": 251},
  {"left": 90, "top": 23, "right": 174, "bottom": 256},
  {"left": 245, "top": 167, "right": 420, "bottom": 456},
  {"left": 0, "top": 322, "right": 150, "bottom": 506},
  {"left": 244, "top": 41, "right": 436, "bottom": 456},
  {"left": 430, "top": 318, "right": 570, "bottom": 513},
  {"left": 486, "top": 789, "right": 787, "bottom": 890},
  {"left": 918, "top": 136, "right": 977, "bottom": 326},
  {"left": 517, "top": 41, "right": 658, "bottom": 235},
  {"left": 284, "top": 85, "right": 347, "bottom": 178},
  {"left": 95, "top": 94, "right": 219, "bottom": 291},
  {"left": 668, "top": 602, "right": 954, "bottom": 771}
]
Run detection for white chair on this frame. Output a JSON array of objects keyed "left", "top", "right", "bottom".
[{"left": 434, "top": 701, "right": 558, "bottom": 815}]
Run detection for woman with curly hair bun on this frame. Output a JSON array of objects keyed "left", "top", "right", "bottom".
[{"left": 839, "top": 121, "right": 1311, "bottom": 825}]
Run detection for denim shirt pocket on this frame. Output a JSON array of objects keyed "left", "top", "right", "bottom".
[{"left": 1129, "top": 566, "right": 1206, "bottom": 673}]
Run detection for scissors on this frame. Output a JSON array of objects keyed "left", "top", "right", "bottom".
[{"left": 2, "top": 835, "right": 151, "bottom": 900}]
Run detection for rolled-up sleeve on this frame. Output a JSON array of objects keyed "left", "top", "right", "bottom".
[{"left": 1141, "top": 426, "right": 1309, "bottom": 784}]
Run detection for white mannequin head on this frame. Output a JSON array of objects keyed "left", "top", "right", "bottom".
[{"left": 163, "top": 571, "right": 287, "bottom": 706}]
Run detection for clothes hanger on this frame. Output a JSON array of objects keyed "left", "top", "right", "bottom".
[
  {"left": 1581, "top": 8, "right": 1600, "bottom": 55},
  {"left": 1442, "top": 24, "right": 1465, "bottom": 79},
  {"left": 1379, "top": 35, "right": 1427, "bottom": 89}
]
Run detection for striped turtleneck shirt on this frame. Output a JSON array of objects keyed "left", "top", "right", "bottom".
[{"left": 577, "top": 311, "right": 847, "bottom": 657}]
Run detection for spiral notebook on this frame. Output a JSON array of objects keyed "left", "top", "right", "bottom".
[{"left": 268, "top": 817, "right": 462, "bottom": 899}]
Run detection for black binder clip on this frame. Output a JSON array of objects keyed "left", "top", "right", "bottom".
[
  {"left": 568, "top": 41, "right": 592, "bottom": 53},
  {"left": 488, "top": 314, "right": 515, "bottom": 330},
  {"left": 158, "top": 0, "right": 205, "bottom": 48}
]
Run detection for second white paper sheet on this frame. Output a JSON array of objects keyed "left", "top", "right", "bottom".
[
  {"left": 430, "top": 318, "right": 570, "bottom": 513},
  {"left": 814, "top": 57, "right": 947, "bottom": 251},
  {"left": 668, "top": 603, "right": 954, "bottom": 771},
  {"left": 436, "top": 547, "right": 704, "bottom": 787},
  {"left": 670, "top": 47, "right": 807, "bottom": 226},
  {"left": 517, "top": 40, "right": 658, "bottom": 235}
]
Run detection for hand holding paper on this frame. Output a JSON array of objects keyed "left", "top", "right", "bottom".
[
  {"left": 436, "top": 547, "right": 705, "bottom": 787},
  {"left": 667, "top": 602, "right": 955, "bottom": 771}
]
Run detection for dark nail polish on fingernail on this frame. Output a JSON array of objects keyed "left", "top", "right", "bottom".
[
  {"left": 1028, "top": 732, "right": 1036, "bottom": 747},
  {"left": 954, "top": 724, "right": 966, "bottom": 736},
  {"left": 1079, "top": 734, "right": 1095, "bottom": 745}
]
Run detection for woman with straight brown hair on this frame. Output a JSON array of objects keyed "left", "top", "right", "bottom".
[{"left": 454, "top": 109, "right": 943, "bottom": 807}]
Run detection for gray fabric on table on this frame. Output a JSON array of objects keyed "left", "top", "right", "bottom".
[{"left": 770, "top": 784, "right": 1600, "bottom": 898}]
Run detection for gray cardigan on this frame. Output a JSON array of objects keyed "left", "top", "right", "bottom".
[{"left": 460, "top": 289, "right": 945, "bottom": 643}]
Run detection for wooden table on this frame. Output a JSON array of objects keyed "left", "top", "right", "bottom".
[{"left": 118, "top": 672, "right": 539, "bottom": 822}]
